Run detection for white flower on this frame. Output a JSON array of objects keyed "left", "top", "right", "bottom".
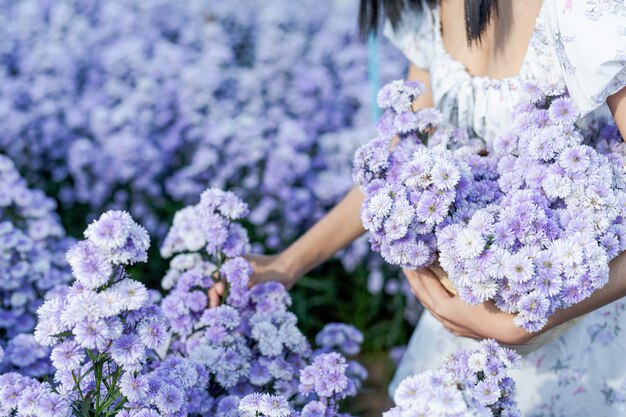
[
  {"left": 394, "top": 374, "right": 428, "bottom": 409},
  {"left": 114, "top": 279, "right": 149, "bottom": 311},
  {"left": 468, "top": 210, "right": 495, "bottom": 235},
  {"left": 368, "top": 191, "right": 393, "bottom": 219},
  {"left": 170, "top": 253, "right": 203, "bottom": 272},
  {"left": 506, "top": 253, "right": 535, "bottom": 283},
  {"left": 61, "top": 290, "right": 106, "bottom": 326},
  {"left": 391, "top": 198, "right": 415, "bottom": 226},
  {"left": 470, "top": 281, "right": 498, "bottom": 302},
  {"left": 543, "top": 173, "right": 572, "bottom": 199},
  {"left": 455, "top": 229, "right": 485, "bottom": 259},
  {"left": 468, "top": 351, "right": 488, "bottom": 373},
  {"left": 99, "top": 287, "right": 126, "bottom": 317},
  {"left": 555, "top": 239, "right": 583, "bottom": 267}
]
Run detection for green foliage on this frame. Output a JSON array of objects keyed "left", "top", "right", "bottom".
[{"left": 290, "top": 261, "right": 412, "bottom": 353}]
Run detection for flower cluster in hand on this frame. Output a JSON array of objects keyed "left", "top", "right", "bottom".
[
  {"left": 385, "top": 339, "right": 521, "bottom": 417},
  {"left": 437, "top": 81, "right": 626, "bottom": 331},
  {"left": 9, "top": 210, "right": 195, "bottom": 417},
  {"left": 159, "top": 188, "right": 366, "bottom": 416},
  {"left": 0, "top": 0, "right": 421, "bottom": 332},
  {"left": 353, "top": 80, "right": 497, "bottom": 270},
  {"left": 0, "top": 155, "right": 73, "bottom": 377}
]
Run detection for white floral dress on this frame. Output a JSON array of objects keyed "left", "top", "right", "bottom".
[{"left": 384, "top": 1, "right": 626, "bottom": 416}]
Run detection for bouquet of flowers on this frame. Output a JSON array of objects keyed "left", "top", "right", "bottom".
[
  {"left": 0, "top": 210, "right": 206, "bottom": 417},
  {"left": 437, "top": 83, "right": 626, "bottom": 331},
  {"left": 353, "top": 80, "right": 500, "bottom": 272},
  {"left": 385, "top": 340, "right": 521, "bottom": 417},
  {"left": 0, "top": 154, "right": 73, "bottom": 377},
  {"left": 159, "top": 188, "right": 366, "bottom": 416}
]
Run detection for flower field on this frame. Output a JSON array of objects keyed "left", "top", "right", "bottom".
[
  {"left": 0, "top": 0, "right": 419, "bottom": 415},
  {"left": 3, "top": 0, "right": 625, "bottom": 415}
]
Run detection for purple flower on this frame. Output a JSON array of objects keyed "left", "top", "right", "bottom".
[
  {"left": 258, "top": 394, "right": 292, "bottom": 417},
  {"left": 387, "top": 340, "right": 521, "bottom": 415},
  {"left": 119, "top": 372, "right": 149, "bottom": 402},
  {"left": 154, "top": 384, "right": 185, "bottom": 414},
  {"left": 549, "top": 96, "right": 579, "bottom": 125},
  {"left": 50, "top": 340, "right": 84, "bottom": 371},
  {"left": 84, "top": 211, "right": 133, "bottom": 251},
  {"left": 110, "top": 334, "right": 146, "bottom": 372}
]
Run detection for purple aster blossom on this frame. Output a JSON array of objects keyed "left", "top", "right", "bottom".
[
  {"left": 36, "top": 391, "right": 70, "bottom": 417},
  {"left": 73, "top": 318, "right": 110, "bottom": 350},
  {"left": 431, "top": 161, "right": 461, "bottom": 191},
  {"left": 137, "top": 317, "right": 168, "bottom": 350},
  {"left": 559, "top": 145, "right": 591, "bottom": 174},
  {"left": 520, "top": 80, "right": 545, "bottom": 103},
  {"left": 114, "top": 279, "right": 149, "bottom": 311},
  {"left": 154, "top": 384, "right": 185, "bottom": 415},
  {"left": 84, "top": 211, "right": 133, "bottom": 251},
  {"left": 395, "top": 112, "right": 419, "bottom": 134},
  {"left": 159, "top": 188, "right": 363, "bottom": 415},
  {"left": 416, "top": 108, "right": 443, "bottom": 130},
  {"left": 315, "top": 323, "right": 363, "bottom": 356},
  {"left": 65, "top": 241, "right": 113, "bottom": 290},
  {"left": 415, "top": 193, "right": 448, "bottom": 226},
  {"left": 119, "top": 372, "right": 149, "bottom": 403},
  {"left": 50, "top": 340, "right": 84, "bottom": 372},
  {"left": 258, "top": 394, "right": 292, "bottom": 417},
  {"left": 110, "top": 334, "right": 146, "bottom": 372},
  {"left": 387, "top": 340, "right": 520, "bottom": 416},
  {"left": 517, "top": 291, "right": 550, "bottom": 320},
  {"left": 549, "top": 96, "right": 579, "bottom": 125},
  {"left": 475, "top": 379, "right": 502, "bottom": 406},
  {"left": 216, "top": 395, "right": 241, "bottom": 417},
  {"left": 239, "top": 393, "right": 264, "bottom": 414},
  {"left": 300, "top": 400, "right": 327, "bottom": 417}
]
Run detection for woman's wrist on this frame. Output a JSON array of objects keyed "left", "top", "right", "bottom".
[{"left": 275, "top": 247, "right": 305, "bottom": 285}]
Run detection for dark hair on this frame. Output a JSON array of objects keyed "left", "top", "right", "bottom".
[{"left": 359, "top": 0, "right": 498, "bottom": 44}]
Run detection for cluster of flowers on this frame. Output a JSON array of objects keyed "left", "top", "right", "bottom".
[
  {"left": 239, "top": 351, "right": 358, "bottom": 417},
  {"left": 437, "top": 81, "right": 626, "bottom": 331},
  {"left": 353, "top": 80, "right": 497, "bottom": 270},
  {"left": 1, "top": 210, "right": 194, "bottom": 417},
  {"left": 0, "top": 154, "right": 73, "bottom": 377},
  {"left": 385, "top": 340, "right": 521, "bottom": 417},
  {"left": 159, "top": 188, "right": 366, "bottom": 416},
  {"left": 0, "top": 0, "right": 403, "bottom": 267}
]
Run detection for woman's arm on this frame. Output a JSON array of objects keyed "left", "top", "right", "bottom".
[
  {"left": 207, "top": 64, "right": 433, "bottom": 306},
  {"left": 277, "top": 64, "right": 434, "bottom": 281},
  {"left": 406, "top": 86, "right": 626, "bottom": 345}
]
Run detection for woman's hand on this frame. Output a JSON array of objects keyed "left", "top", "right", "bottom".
[
  {"left": 207, "top": 254, "right": 297, "bottom": 307},
  {"left": 403, "top": 268, "right": 534, "bottom": 346}
]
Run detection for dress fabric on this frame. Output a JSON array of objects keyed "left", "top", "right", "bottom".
[{"left": 383, "top": 0, "right": 626, "bottom": 415}]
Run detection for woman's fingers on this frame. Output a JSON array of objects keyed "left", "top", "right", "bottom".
[
  {"left": 403, "top": 269, "right": 435, "bottom": 310},
  {"left": 207, "top": 281, "right": 225, "bottom": 308},
  {"left": 418, "top": 270, "right": 454, "bottom": 315},
  {"left": 404, "top": 268, "right": 483, "bottom": 339},
  {"left": 420, "top": 269, "right": 454, "bottom": 300}
]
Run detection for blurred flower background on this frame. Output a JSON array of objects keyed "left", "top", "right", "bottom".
[{"left": 0, "top": 0, "right": 417, "bottom": 413}]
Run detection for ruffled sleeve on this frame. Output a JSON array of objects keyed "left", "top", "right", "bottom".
[
  {"left": 545, "top": 0, "right": 626, "bottom": 116},
  {"left": 382, "top": 0, "right": 437, "bottom": 70}
]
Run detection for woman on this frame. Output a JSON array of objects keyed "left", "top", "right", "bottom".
[{"left": 210, "top": 0, "right": 626, "bottom": 414}]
